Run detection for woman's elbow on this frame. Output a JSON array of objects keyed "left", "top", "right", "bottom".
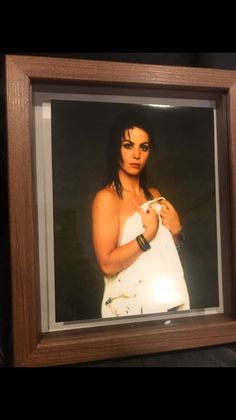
[{"left": 99, "top": 261, "right": 117, "bottom": 277}]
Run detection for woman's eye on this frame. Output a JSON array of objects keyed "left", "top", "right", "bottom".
[
  {"left": 123, "top": 143, "right": 133, "bottom": 149},
  {"left": 141, "top": 144, "right": 149, "bottom": 152}
]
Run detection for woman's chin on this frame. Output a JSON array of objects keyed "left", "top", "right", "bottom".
[{"left": 124, "top": 167, "right": 142, "bottom": 176}]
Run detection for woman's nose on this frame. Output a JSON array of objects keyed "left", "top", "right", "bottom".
[{"left": 133, "top": 147, "right": 140, "bottom": 159}]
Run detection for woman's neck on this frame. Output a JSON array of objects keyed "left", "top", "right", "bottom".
[{"left": 118, "top": 169, "right": 141, "bottom": 194}]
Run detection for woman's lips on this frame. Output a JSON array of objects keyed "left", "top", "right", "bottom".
[{"left": 130, "top": 163, "right": 141, "bottom": 168}]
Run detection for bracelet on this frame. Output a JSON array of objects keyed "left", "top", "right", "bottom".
[
  {"left": 175, "top": 233, "right": 185, "bottom": 250},
  {"left": 136, "top": 234, "right": 151, "bottom": 251}
]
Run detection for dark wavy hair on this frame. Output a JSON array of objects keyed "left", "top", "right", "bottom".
[{"left": 102, "top": 110, "right": 155, "bottom": 199}]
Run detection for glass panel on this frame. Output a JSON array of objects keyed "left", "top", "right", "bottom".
[{"left": 33, "top": 86, "right": 224, "bottom": 332}]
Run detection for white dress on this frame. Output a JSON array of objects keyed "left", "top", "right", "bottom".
[{"left": 101, "top": 198, "right": 190, "bottom": 317}]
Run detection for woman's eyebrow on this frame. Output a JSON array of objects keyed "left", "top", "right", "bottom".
[
  {"left": 121, "top": 138, "right": 133, "bottom": 143},
  {"left": 121, "top": 139, "right": 150, "bottom": 146}
]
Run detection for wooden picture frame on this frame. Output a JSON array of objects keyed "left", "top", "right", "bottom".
[{"left": 5, "top": 54, "right": 236, "bottom": 367}]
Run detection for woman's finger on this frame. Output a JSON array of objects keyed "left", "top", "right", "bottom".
[{"left": 162, "top": 199, "right": 174, "bottom": 211}]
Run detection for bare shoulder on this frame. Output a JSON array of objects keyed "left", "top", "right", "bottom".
[
  {"left": 92, "top": 187, "right": 118, "bottom": 211},
  {"left": 149, "top": 187, "right": 161, "bottom": 198}
]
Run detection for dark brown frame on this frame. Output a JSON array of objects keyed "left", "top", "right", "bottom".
[{"left": 5, "top": 54, "right": 236, "bottom": 367}]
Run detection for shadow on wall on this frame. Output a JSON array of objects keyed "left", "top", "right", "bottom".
[
  {"left": 16, "top": 52, "right": 196, "bottom": 66},
  {"left": 194, "top": 53, "right": 236, "bottom": 70},
  {"left": 12, "top": 52, "right": 236, "bottom": 69}
]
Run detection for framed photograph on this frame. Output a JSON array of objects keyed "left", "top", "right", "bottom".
[{"left": 5, "top": 55, "right": 236, "bottom": 367}]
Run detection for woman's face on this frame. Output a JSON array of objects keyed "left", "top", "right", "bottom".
[{"left": 119, "top": 126, "right": 150, "bottom": 175}]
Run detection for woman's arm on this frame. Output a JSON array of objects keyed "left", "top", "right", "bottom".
[
  {"left": 92, "top": 189, "right": 158, "bottom": 276},
  {"left": 159, "top": 199, "right": 183, "bottom": 240}
]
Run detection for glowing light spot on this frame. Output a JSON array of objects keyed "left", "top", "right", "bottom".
[{"left": 151, "top": 276, "right": 181, "bottom": 304}]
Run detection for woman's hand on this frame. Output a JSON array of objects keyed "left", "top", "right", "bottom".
[
  {"left": 159, "top": 199, "right": 182, "bottom": 236},
  {"left": 136, "top": 205, "right": 159, "bottom": 242}
]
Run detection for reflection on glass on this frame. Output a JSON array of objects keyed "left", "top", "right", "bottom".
[{"left": 34, "top": 89, "right": 222, "bottom": 332}]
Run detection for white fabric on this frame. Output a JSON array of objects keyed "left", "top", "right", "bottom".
[{"left": 101, "top": 198, "right": 190, "bottom": 317}]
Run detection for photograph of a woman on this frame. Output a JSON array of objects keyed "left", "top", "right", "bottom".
[
  {"left": 49, "top": 98, "right": 219, "bottom": 326},
  {"left": 92, "top": 112, "right": 190, "bottom": 317}
]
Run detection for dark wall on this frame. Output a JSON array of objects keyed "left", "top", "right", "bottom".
[{"left": 1, "top": 52, "right": 236, "bottom": 367}]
